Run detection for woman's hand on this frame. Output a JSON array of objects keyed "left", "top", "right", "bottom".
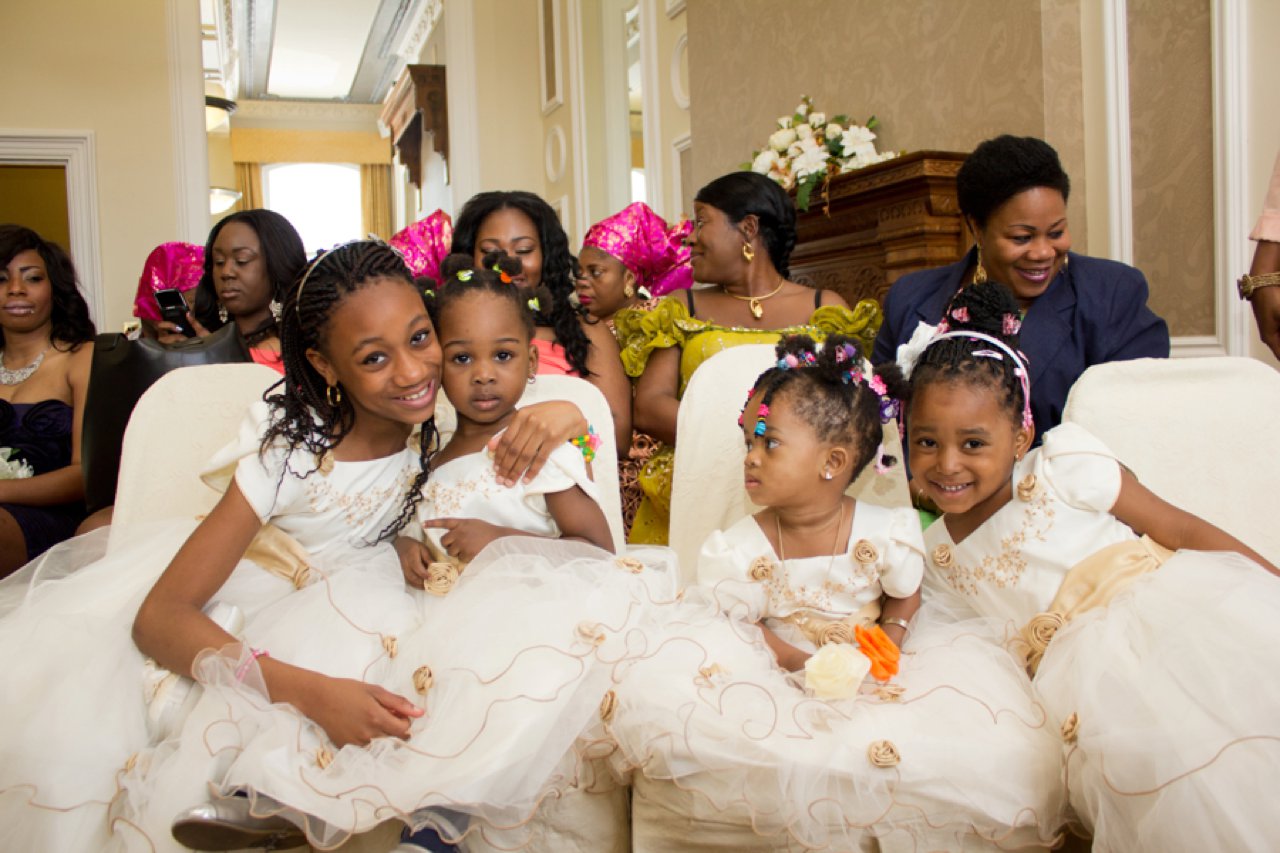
[
  {"left": 421, "top": 517, "right": 513, "bottom": 562},
  {"left": 155, "top": 311, "right": 211, "bottom": 345},
  {"left": 296, "top": 672, "right": 424, "bottom": 748},
  {"left": 488, "top": 400, "right": 587, "bottom": 486}
]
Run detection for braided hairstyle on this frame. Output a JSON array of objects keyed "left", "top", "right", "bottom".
[
  {"left": 261, "top": 239, "right": 439, "bottom": 542},
  {"left": 694, "top": 171, "right": 798, "bottom": 278},
  {"left": 451, "top": 191, "right": 593, "bottom": 376},
  {"left": 911, "top": 281, "right": 1029, "bottom": 427},
  {"left": 432, "top": 251, "right": 536, "bottom": 340},
  {"left": 0, "top": 224, "right": 95, "bottom": 350},
  {"left": 747, "top": 333, "right": 908, "bottom": 482},
  {"left": 192, "top": 209, "right": 307, "bottom": 346}
]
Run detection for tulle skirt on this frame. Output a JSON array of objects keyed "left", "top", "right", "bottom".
[
  {"left": 608, "top": 589, "right": 1066, "bottom": 851},
  {"left": 1033, "top": 550, "right": 1280, "bottom": 851},
  {"left": 0, "top": 525, "right": 676, "bottom": 853}
]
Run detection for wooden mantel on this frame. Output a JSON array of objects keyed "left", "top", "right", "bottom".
[
  {"left": 789, "top": 151, "right": 970, "bottom": 307},
  {"left": 380, "top": 64, "right": 448, "bottom": 190}
]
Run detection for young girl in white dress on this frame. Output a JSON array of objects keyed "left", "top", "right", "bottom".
[
  {"left": 0, "top": 241, "right": 628, "bottom": 853},
  {"left": 907, "top": 281, "right": 1280, "bottom": 851},
  {"left": 391, "top": 253, "right": 675, "bottom": 851},
  {"left": 610, "top": 333, "right": 1066, "bottom": 852}
]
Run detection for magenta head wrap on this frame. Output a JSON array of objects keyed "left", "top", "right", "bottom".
[
  {"left": 582, "top": 202, "right": 692, "bottom": 297},
  {"left": 133, "top": 241, "right": 204, "bottom": 322},
  {"left": 390, "top": 209, "right": 454, "bottom": 283}
]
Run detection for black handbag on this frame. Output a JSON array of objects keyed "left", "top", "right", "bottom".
[{"left": 81, "top": 324, "right": 252, "bottom": 513}]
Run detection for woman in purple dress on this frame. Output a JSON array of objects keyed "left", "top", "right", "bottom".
[{"left": 0, "top": 225, "right": 95, "bottom": 575}]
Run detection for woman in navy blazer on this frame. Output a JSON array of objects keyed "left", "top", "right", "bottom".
[{"left": 873, "top": 135, "right": 1169, "bottom": 440}]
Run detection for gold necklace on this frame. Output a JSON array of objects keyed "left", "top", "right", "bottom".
[
  {"left": 774, "top": 501, "right": 847, "bottom": 577},
  {"left": 723, "top": 279, "right": 787, "bottom": 319}
]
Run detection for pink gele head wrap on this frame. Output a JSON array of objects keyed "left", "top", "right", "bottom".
[
  {"left": 390, "top": 209, "right": 454, "bottom": 283},
  {"left": 582, "top": 201, "right": 693, "bottom": 297},
  {"left": 133, "top": 242, "right": 205, "bottom": 323}
]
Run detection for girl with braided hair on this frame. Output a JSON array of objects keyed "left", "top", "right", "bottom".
[
  {"left": 608, "top": 333, "right": 1064, "bottom": 851},
  {"left": 0, "top": 240, "right": 609, "bottom": 852},
  {"left": 911, "top": 281, "right": 1280, "bottom": 850},
  {"left": 452, "top": 190, "right": 632, "bottom": 452},
  {"left": 614, "top": 170, "right": 881, "bottom": 545}
]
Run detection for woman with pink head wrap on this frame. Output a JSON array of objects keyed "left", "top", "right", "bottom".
[
  {"left": 577, "top": 202, "right": 691, "bottom": 325},
  {"left": 132, "top": 242, "right": 204, "bottom": 336},
  {"left": 389, "top": 210, "right": 453, "bottom": 285}
]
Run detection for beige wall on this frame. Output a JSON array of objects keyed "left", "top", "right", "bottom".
[
  {"left": 1127, "top": 0, "right": 1214, "bottom": 338},
  {"left": 473, "top": 0, "right": 546, "bottom": 196},
  {"left": 653, "top": 1, "right": 691, "bottom": 220},
  {"left": 0, "top": 0, "right": 185, "bottom": 332}
]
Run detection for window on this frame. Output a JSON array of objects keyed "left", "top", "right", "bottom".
[{"left": 262, "top": 163, "right": 362, "bottom": 255}]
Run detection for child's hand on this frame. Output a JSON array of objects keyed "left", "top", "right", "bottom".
[
  {"left": 422, "top": 517, "right": 507, "bottom": 562},
  {"left": 393, "top": 535, "right": 431, "bottom": 589},
  {"left": 489, "top": 401, "right": 586, "bottom": 486},
  {"left": 301, "top": 675, "right": 424, "bottom": 748}
]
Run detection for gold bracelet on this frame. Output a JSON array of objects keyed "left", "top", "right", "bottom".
[{"left": 880, "top": 616, "right": 912, "bottom": 635}]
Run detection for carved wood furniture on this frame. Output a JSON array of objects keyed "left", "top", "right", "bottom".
[
  {"left": 790, "top": 151, "right": 970, "bottom": 307},
  {"left": 380, "top": 64, "right": 448, "bottom": 190}
]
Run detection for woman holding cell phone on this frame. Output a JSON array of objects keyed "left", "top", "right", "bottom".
[{"left": 156, "top": 209, "right": 307, "bottom": 374}]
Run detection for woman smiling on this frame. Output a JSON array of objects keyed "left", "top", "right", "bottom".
[{"left": 873, "top": 135, "right": 1169, "bottom": 440}]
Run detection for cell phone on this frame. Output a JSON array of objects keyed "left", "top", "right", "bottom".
[{"left": 154, "top": 288, "right": 196, "bottom": 337}]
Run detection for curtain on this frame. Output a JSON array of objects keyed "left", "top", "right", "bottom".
[
  {"left": 233, "top": 162, "right": 263, "bottom": 211},
  {"left": 361, "top": 164, "right": 393, "bottom": 240}
]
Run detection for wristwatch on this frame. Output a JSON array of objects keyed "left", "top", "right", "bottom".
[{"left": 1237, "top": 271, "right": 1280, "bottom": 300}]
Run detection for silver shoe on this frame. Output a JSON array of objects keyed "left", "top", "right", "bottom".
[{"left": 171, "top": 797, "right": 306, "bottom": 850}]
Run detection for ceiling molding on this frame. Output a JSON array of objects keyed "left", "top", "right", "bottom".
[{"left": 394, "top": 0, "right": 444, "bottom": 61}]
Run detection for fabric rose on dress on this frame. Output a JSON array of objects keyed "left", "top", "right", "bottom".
[
  {"left": 804, "top": 642, "right": 870, "bottom": 700},
  {"left": 867, "top": 740, "right": 901, "bottom": 767}
]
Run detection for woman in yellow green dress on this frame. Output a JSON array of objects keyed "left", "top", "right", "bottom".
[{"left": 615, "top": 171, "right": 881, "bottom": 545}]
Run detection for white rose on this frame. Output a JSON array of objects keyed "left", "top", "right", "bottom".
[
  {"left": 795, "top": 123, "right": 813, "bottom": 140},
  {"left": 795, "top": 101, "right": 810, "bottom": 117},
  {"left": 0, "top": 448, "right": 33, "bottom": 480},
  {"left": 808, "top": 111, "right": 826, "bottom": 127},
  {"left": 777, "top": 115, "right": 793, "bottom": 129},
  {"left": 804, "top": 642, "right": 870, "bottom": 700},
  {"left": 752, "top": 149, "right": 779, "bottom": 174},
  {"left": 769, "top": 127, "right": 797, "bottom": 152},
  {"left": 787, "top": 141, "right": 804, "bottom": 157},
  {"left": 825, "top": 123, "right": 844, "bottom": 139}
]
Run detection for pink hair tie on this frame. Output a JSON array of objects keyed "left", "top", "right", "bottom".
[{"left": 235, "top": 647, "right": 270, "bottom": 682}]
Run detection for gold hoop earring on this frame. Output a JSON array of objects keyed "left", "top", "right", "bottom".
[
  {"left": 973, "top": 245, "right": 988, "bottom": 284},
  {"left": 326, "top": 384, "right": 342, "bottom": 406},
  {"left": 742, "top": 242, "right": 755, "bottom": 263}
]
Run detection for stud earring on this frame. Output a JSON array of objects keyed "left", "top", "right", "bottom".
[
  {"left": 823, "top": 470, "right": 833, "bottom": 481},
  {"left": 742, "top": 242, "right": 755, "bottom": 263},
  {"left": 326, "top": 384, "right": 343, "bottom": 406},
  {"left": 218, "top": 303, "right": 229, "bottom": 323},
  {"left": 527, "top": 374, "right": 536, "bottom": 385}
]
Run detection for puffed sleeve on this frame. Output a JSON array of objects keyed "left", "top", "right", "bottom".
[
  {"left": 521, "top": 441, "right": 602, "bottom": 509},
  {"left": 1102, "top": 262, "right": 1170, "bottom": 361},
  {"left": 612, "top": 297, "right": 701, "bottom": 378},
  {"left": 1036, "top": 423, "right": 1123, "bottom": 513},
  {"left": 809, "top": 300, "right": 883, "bottom": 359},
  {"left": 877, "top": 506, "right": 926, "bottom": 599},
  {"left": 200, "top": 400, "right": 307, "bottom": 522},
  {"left": 696, "top": 518, "right": 771, "bottom": 622},
  {"left": 1249, "top": 149, "right": 1280, "bottom": 242}
]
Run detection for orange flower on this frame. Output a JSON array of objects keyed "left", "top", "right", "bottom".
[{"left": 854, "top": 624, "right": 900, "bottom": 682}]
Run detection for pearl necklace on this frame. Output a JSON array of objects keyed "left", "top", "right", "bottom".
[{"left": 0, "top": 348, "right": 48, "bottom": 385}]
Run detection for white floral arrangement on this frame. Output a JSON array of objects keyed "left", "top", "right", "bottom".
[
  {"left": 0, "top": 448, "right": 33, "bottom": 481},
  {"left": 745, "top": 96, "right": 899, "bottom": 211},
  {"left": 803, "top": 642, "right": 870, "bottom": 700}
]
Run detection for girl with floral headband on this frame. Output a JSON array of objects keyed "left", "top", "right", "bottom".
[
  {"left": 910, "top": 281, "right": 1280, "bottom": 849},
  {"left": 607, "top": 333, "right": 1065, "bottom": 851},
  {"left": 0, "top": 240, "right": 626, "bottom": 852}
]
